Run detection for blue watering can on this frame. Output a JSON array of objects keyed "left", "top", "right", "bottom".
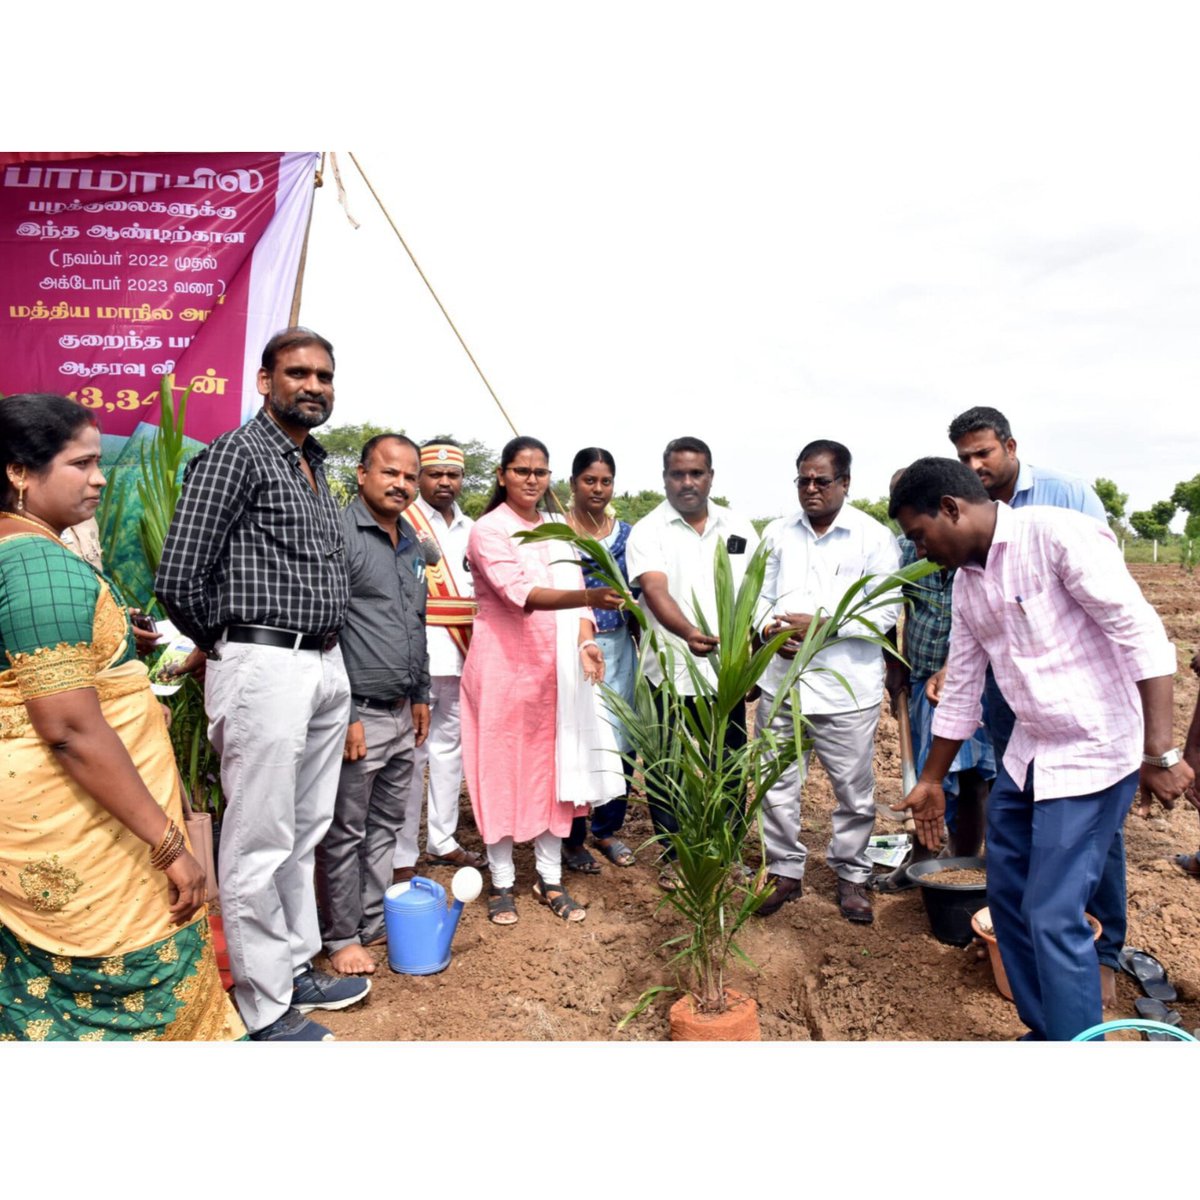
[{"left": 384, "top": 867, "right": 482, "bottom": 975}]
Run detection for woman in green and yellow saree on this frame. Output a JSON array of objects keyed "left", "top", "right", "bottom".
[{"left": 0, "top": 394, "right": 244, "bottom": 1041}]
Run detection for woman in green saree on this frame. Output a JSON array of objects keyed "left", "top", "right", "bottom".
[{"left": 0, "top": 394, "right": 244, "bottom": 1041}]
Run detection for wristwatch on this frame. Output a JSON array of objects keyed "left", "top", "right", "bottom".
[{"left": 1142, "top": 748, "right": 1183, "bottom": 768}]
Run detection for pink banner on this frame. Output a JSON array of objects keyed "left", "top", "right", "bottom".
[{"left": 0, "top": 151, "right": 318, "bottom": 444}]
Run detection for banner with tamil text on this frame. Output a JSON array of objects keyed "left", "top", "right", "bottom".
[{"left": 0, "top": 152, "right": 318, "bottom": 444}]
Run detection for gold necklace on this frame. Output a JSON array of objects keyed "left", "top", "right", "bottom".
[
  {"left": 0, "top": 510, "right": 67, "bottom": 547},
  {"left": 570, "top": 507, "right": 610, "bottom": 537}
]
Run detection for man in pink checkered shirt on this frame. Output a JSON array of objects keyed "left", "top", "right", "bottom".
[{"left": 889, "top": 458, "right": 1194, "bottom": 1041}]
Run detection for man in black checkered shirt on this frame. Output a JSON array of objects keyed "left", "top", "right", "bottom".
[{"left": 157, "top": 327, "right": 369, "bottom": 1042}]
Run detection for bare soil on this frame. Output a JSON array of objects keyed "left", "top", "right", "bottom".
[{"left": 319, "top": 565, "right": 1200, "bottom": 1041}]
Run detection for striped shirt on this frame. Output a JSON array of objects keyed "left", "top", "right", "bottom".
[
  {"left": 156, "top": 409, "right": 350, "bottom": 651},
  {"left": 931, "top": 503, "right": 1176, "bottom": 799}
]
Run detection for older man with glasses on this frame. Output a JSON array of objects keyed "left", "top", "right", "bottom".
[{"left": 755, "top": 439, "right": 902, "bottom": 924}]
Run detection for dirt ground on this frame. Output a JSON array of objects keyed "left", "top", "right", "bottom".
[{"left": 319, "top": 564, "right": 1200, "bottom": 1042}]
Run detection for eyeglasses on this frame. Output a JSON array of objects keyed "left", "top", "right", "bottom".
[
  {"left": 794, "top": 474, "right": 845, "bottom": 490},
  {"left": 506, "top": 466, "right": 551, "bottom": 480}
]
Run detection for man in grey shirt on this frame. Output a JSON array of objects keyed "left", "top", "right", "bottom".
[{"left": 316, "top": 434, "right": 431, "bottom": 975}]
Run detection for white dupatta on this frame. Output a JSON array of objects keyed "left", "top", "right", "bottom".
[{"left": 548, "top": 525, "right": 626, "bottom": 806}]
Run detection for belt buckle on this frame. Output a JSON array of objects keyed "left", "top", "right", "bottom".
[{"left": 321, "top": 632, "right": 339, "bottom": 653}]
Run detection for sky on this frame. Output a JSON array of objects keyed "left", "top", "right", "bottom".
[
  {"left": 295, "top": 3, "right": 1198, "bottom": 527},
  {"left": 14, "top": 2, "right": 1199, "bottom": 528}
]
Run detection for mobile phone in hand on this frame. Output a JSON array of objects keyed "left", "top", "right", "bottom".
[{"left": 130, "top": 611, "right": 158, "bottom": 635}]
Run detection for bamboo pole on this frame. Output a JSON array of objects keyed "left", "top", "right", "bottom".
[{"left": 288, "top": 154, "right": 324, "bottom": 326}]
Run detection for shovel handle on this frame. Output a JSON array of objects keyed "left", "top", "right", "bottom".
[{"left": 895, "top": 688, "right": 917, "bottom": 835}]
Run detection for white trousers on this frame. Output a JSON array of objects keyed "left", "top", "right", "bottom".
[
  {"left": 206, "top": 638, "right": 351, "bottom": 1033},
  {"left": 486, "top": 832, "right": 562, "bottom": 888},
  {"left": 756, "top": 691, "right": 881, "bottom": 885},
  {"left": 393, "top": 675, "right": 466, "bottom": 866}
]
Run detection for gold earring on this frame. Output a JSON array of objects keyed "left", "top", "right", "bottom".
[{"left": 15, "top": 478, "right": 25, "bottom": 513}]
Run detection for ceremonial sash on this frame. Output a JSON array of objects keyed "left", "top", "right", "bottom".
[{"left": 405, "top": 502, "right": 475, "bottom": 658}]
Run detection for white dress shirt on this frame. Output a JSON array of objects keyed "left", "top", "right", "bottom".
[
  {"left": 624, "top": 499, "right": 759, "bottom": 694},
  {"left": 758, "top": 504, "right": 901, "bottom": 714},
  {"left": 413, "top": 496, "right": 474, "bottom": 678}
]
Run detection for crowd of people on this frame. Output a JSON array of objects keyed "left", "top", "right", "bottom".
[{"left": 1, "top": 324, "right": 1196, "bottom": 1042}]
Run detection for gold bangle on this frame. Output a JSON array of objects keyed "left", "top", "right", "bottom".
[
  {"left": 150, "top": 821, "right": 185, "bottom": 870},
  {"left": 155, "top": 835, "right": 185, "bottom": 872},
  {"left": 151, "top": 819, "right": 175, "bottom": 859}
]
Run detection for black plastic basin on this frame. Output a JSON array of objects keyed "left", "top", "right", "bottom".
[{"left": 908, "top": 855, "right": 987, "bottom": 947}]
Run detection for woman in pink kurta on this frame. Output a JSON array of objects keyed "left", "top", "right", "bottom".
[{"left": 461, "top": 436, "right": 623, "bottom": 926}]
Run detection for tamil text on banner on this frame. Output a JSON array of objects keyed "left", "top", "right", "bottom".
[{"left": 0, "top": 151, "right": 318, "bottom": 444}]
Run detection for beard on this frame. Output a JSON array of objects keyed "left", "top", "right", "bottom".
[{"left": 269, "top": 392, "right": 331, "bottom": 429}]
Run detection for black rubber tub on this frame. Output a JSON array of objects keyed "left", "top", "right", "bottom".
[{"left": 907, "top": 855, "right": 987, "bottom": 947}]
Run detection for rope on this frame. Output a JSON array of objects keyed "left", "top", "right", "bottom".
[
  {"left": 348, "top": 152, "right": 520, "bottom": 439},
  {"left": 329, "top": 152, "right": 360, "bottom": 229},
  {"left": 346, "top": 153, "right": 564, "bottom": 513}
]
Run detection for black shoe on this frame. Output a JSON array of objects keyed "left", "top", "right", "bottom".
[
  {"left": 249, "top": 1007, "right": 334, "bottom": 1041},
  {"left": 755, "top": 874, "right": 803, "bottom": 917},
  {"left": 291, "top": 965, "right": 371, "bottom": 1013}
]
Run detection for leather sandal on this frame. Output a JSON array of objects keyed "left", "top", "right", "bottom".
[
  {"left": 428, "top": 847, "right": 487, "bottom": 870},
  {"left": 532, "top": 874, "right": 586, "bottom": 922},
  {"left": 593, "top": 837, "right": 636, "bottom": 867},
  {"left": 562, "top": 844, "right": 602, "bottom": 874},
  {"left": 1174, "top": 852, "right": 1200, "bottom": 880},
  {"left": 657, "top": 862, "right": 683, "bottom": 891},
  {"left": 487, "top": 885, "right": 518, "bottom": 925}
]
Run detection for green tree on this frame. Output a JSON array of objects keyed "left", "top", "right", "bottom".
[
  {"left": 1093, "top": 477, "right": 1128, "bottom": 530},
  {"left": 850, "top": 495, "right": 899, "bottom": 533},
  {"left": 1129, "top": 500, "right": 1176, "bottom": 542},
  {"left": 612, "top": 489, "right": 665, "bottom": 522},
  {"left": 317, "top": 422, "right": 396, "bottom": 496},
  {"left": 850, "top": 496, "right": 890, "bottom": 524},
  {"left": 319, "top": 424, "right": 498, "bottom": 509},
  {"left": 1170, "top": 473, "right": 1200, "bottom": 540}
]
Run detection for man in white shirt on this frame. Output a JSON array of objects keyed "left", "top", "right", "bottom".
[
  {"left": 756, "top": 440, "right": 901, "bottom": 924},
  {"left": 624, "top": 436, "right": 760, "bottom": 887},
  {"left": 393, "top": 439, "right": 486, "bottom": 879}
]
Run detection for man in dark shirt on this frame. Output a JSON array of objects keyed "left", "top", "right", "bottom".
[
  {"left": 157, "top": 327, "right": 365, "bottom": 1042},
  {"left": 316, "top": 434, "right": 431, "bottom": 975}
]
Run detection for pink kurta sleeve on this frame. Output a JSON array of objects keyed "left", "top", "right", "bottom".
[{"left": 468, "top": 517, "right": 540, "bottom": 609}]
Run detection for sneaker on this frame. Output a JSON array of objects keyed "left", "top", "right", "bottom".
[
  {"left": 291, "top": 965, "right": 371, "bottom": 1013},
  {"left": 249, "top": 1007, "right": 334, "bottom": 1042}
]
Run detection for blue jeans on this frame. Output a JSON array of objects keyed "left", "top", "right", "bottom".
[
  {"left": 986, "top": 761, "right": 1136, "bottom": 1040},
  {"left": 983, "top": 669, "right": 1125, "bottom": 969}
]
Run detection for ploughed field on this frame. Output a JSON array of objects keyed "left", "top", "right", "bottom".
[{"left": 320, "top": 565, "right": 1200, "bottom": 1041}]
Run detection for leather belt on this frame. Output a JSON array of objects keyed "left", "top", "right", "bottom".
[
  {"left": 223, "top": 624, "right": 340, "bottom": 652},
  {"left": 352, "top": 694, "right": 408, "bottom": 712}
]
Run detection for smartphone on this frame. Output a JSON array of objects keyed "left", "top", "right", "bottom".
[{"left": 130, "top": 611, "right": 158, "bottom": 635}]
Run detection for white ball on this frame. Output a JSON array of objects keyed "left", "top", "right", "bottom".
[{"left": 451, "top": 866, "right": 483, "bottom": 903}]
